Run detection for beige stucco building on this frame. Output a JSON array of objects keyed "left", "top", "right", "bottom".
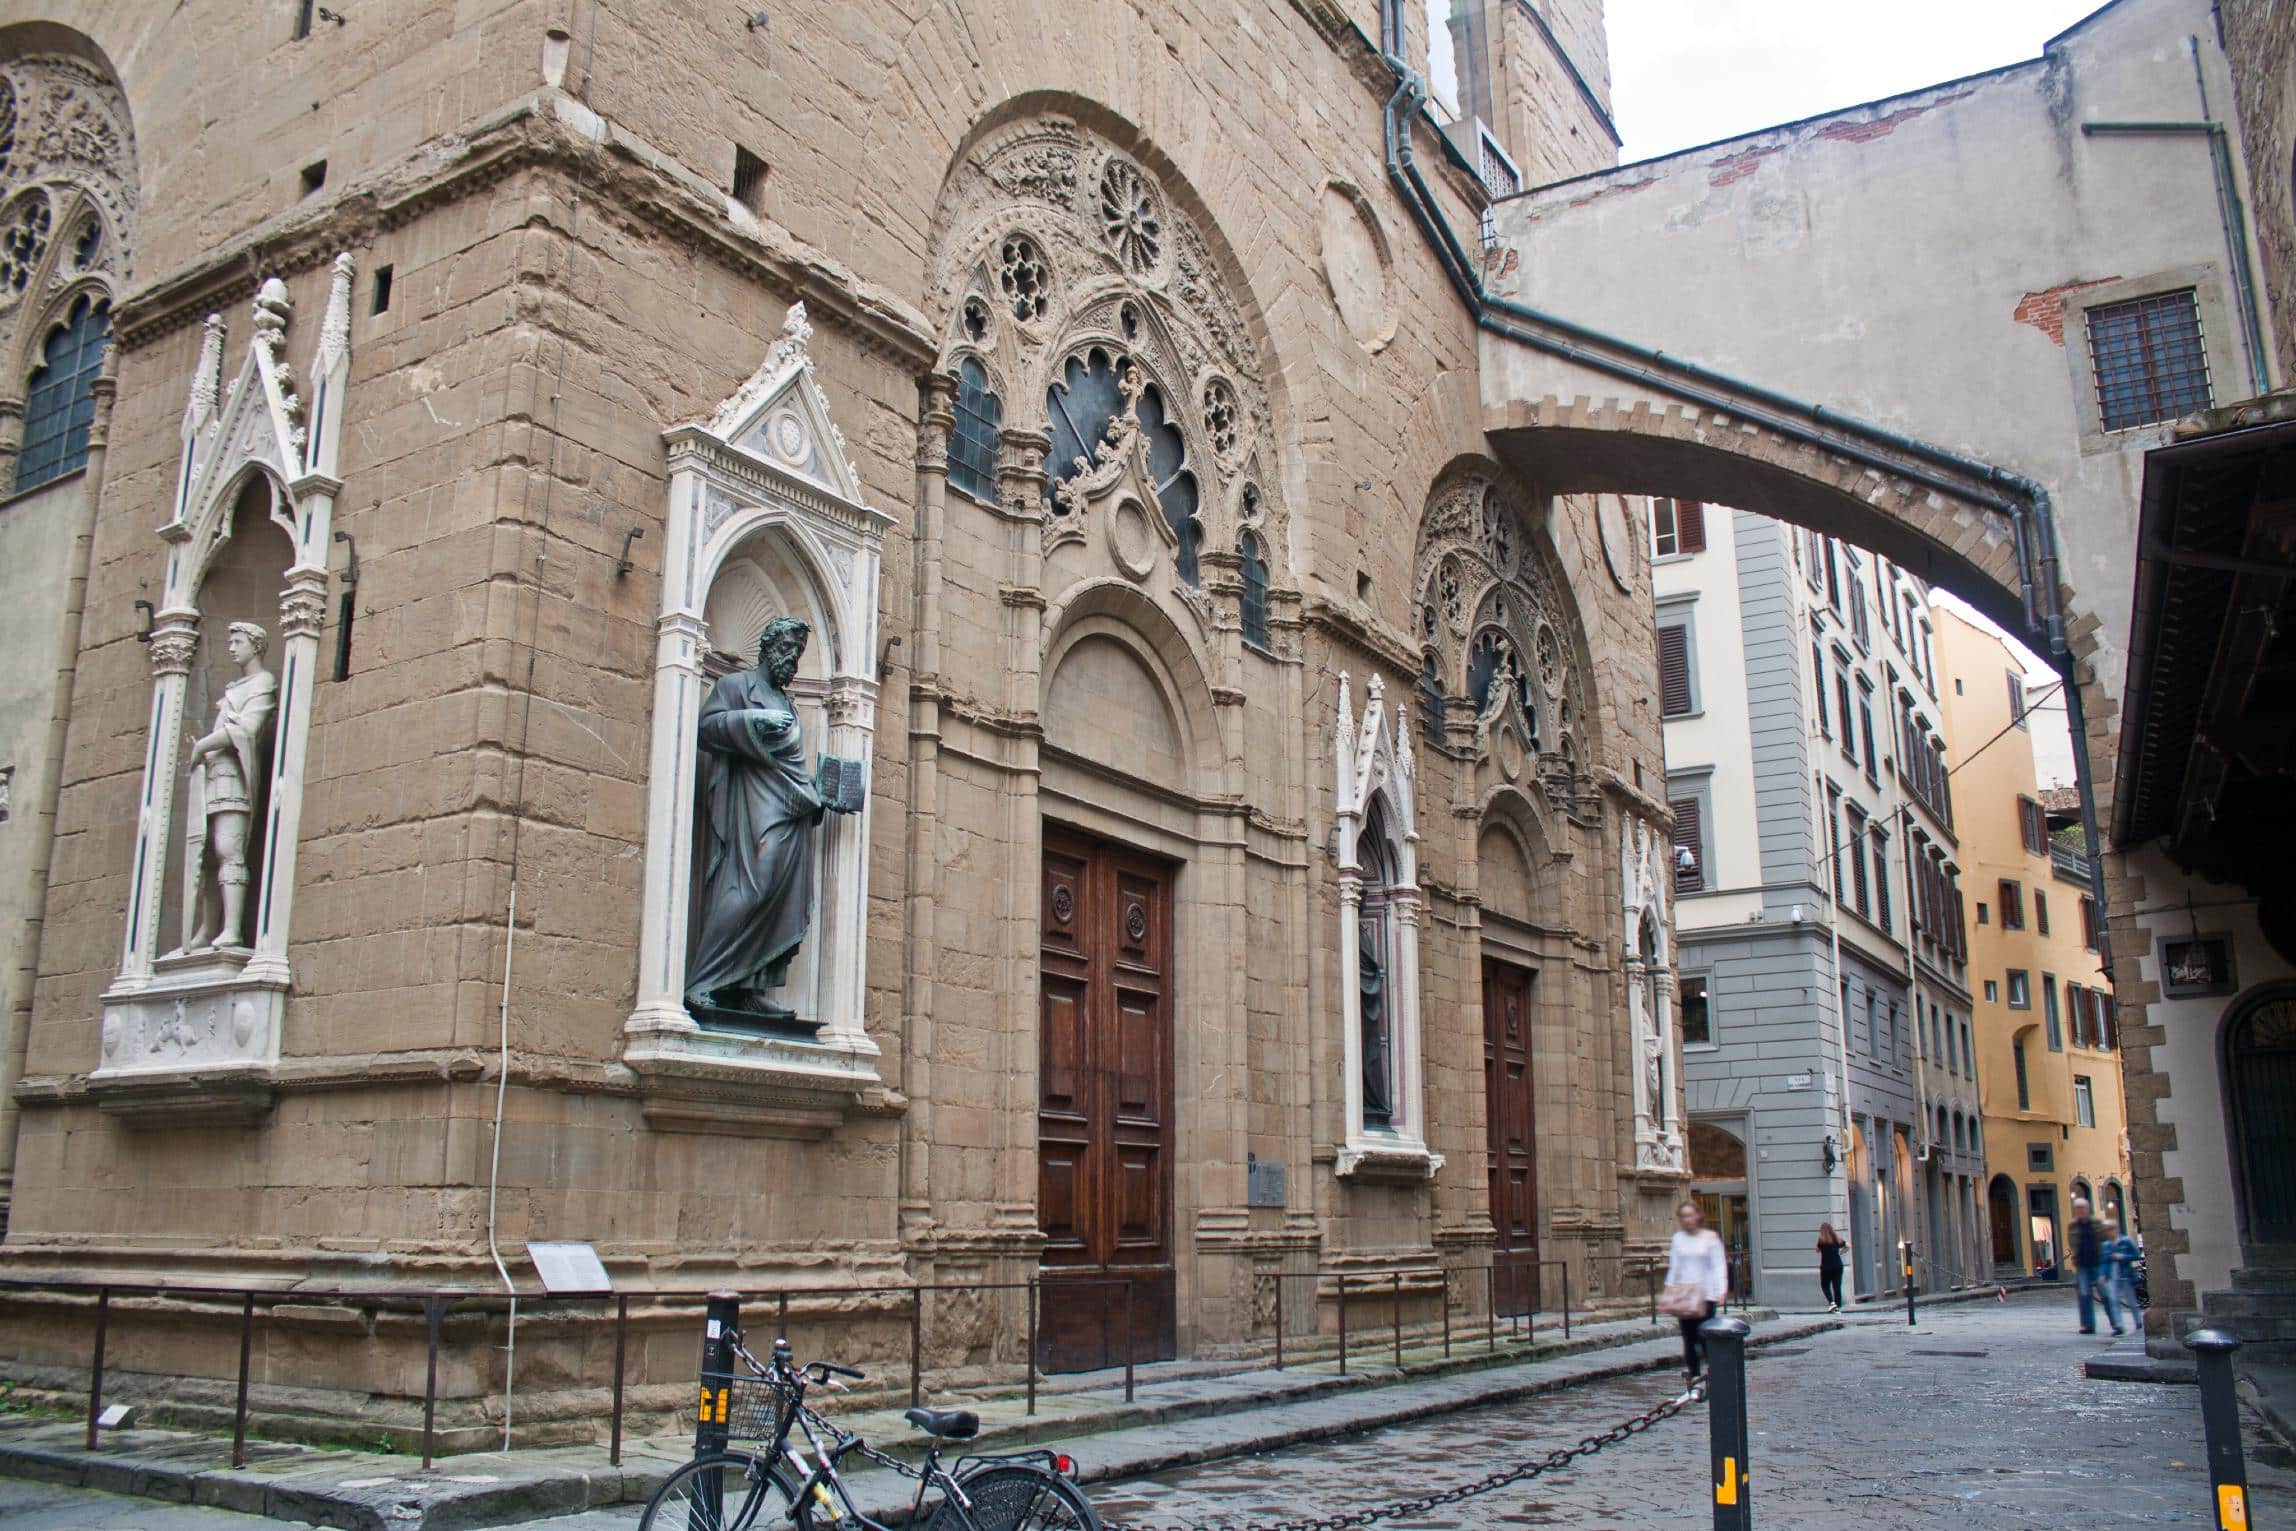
[
  {"left": 0, "top": 0, "right": 1709, "bottom": 1443},
  {"left": 1935, "top": 605, "right": 2133, "bottom": 1279}
]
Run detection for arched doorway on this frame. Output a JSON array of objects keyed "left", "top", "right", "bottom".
[
  {"left": 2226, "top": 990, "right": 2296, "bottom": 1245},
  {"left": 1988, "top": 1175, "right": 2021, "bottom": 1272},
  {"left": 1689, "top": 1119, "right": 1751, "bottom": 1299}
]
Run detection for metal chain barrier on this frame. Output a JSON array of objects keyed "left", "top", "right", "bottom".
[{"left": 1107, "top": 1385, "right": 1702, "bottom": 1531}]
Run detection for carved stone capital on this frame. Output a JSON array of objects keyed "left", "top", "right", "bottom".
[
  {"left": 148, "top": 617, "right": 200, "bottom": 678},
  {"left": 277, "top": 572, "right": 328, "bottom": 641}
]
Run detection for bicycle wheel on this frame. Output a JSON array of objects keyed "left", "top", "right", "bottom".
[
  {"left": 641, "top": 1452, "right": 802, "bottom": 1531},
  {"left": 936, "top": 1465, "right": 1103, "bottom": 1531}
]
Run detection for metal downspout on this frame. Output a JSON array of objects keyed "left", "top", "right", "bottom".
[{"left": 1373, "top": 7, "right": 2115, "bottom": 944}]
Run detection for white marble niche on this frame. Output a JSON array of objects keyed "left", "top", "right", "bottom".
[{"left": 622, "top": 304, "right": 893, "bottom": 1137}]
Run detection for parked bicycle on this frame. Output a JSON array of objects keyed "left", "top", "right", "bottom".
[{"left": 640, "top": 1327, "right": 1103, "bottom": 1531}]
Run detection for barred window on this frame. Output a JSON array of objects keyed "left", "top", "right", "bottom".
[
  {"left": 1238, "top": 529, "right": 1271, "bottom": 651},
  {"left": 2088, "top": 289, "right": 2211, "bottom": 430},
  {"left": 949, "top": 358, "right": 1001, "bottom": 502},
  {"left": 16, "top": 295, "right": 109, "bottom": 493}
]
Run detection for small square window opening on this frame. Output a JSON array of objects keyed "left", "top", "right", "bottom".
[
  {"left": 300, "top": 161, "right": 327, "bottom": 198},
  {"left": 732, "top": 145, "right": 769, "bottom": 215}
]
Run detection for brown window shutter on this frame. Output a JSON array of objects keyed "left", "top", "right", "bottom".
[
  {"left": 1658, "top": 624, "right": 1692, "bottom": 716},
  {"left": 1671, "top": 797, "right": 1704, "bottom": 892},
  {"left": 1678, "top": 500, "right": 1707, "bottom": 553}
]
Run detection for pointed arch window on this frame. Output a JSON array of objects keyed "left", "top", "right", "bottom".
[
  {"left": 1238, "top": 528, "right": 1271, "bottom": 650},
  {"left": 1044, "top": 345, "right": 1201, "bottom": 582},
  {"left": 1416, "top": 651, "right": 1446, "bottom": 749},
  {"left": 949, "top": 356, "right": 1001, "bottom": 503},
  {"left": 16, "top": 294, "right": 108, "bottom": 491}
]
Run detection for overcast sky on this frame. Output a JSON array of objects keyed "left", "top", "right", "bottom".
[{"left": 1606, "top": 0, "right": 2112, "bottom": 164}]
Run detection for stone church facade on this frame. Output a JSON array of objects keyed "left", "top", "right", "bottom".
[{"left": 0, "top": 1, "right": 1684, "bottom": 1436}]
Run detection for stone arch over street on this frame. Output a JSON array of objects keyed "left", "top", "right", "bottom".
[{"left": 1476, "top": 396, "right": 2121, "bottom": 819}]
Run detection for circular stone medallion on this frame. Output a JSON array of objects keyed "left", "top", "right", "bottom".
[{"left": 1596, "top": 494, "right": 1637, "bottom": 592}]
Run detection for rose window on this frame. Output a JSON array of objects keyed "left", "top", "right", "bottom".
[{"left": 1099, "top": 158, "right": 1162, "bottom": 274}]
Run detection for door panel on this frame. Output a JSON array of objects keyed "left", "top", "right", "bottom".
[
  {"left": 1039, "top": 825, "right": 1178, "bottom": 1371},
  {"left": 2232, "top": 999, "right": 2296, "bottom": 1245},
  {"left": 1483, "top": 958, "right": 1540, "bottom": 1317}
]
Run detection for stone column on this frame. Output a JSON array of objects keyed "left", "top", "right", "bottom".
[
  {"left": 901, "top": 374, "right": 955, "bottom": 1245},
  {"left": 990, "top": 425, "right": 1049, "bottom": 1245},
  {"left": 814, "top": 670, "right": 878, "bottom": 1047},
  {"left": 629, "top": 600, "right": 709, "bottom": 1039},
  {"left": 247, "top": 552, "right": 332, "bottom": 985},
  {"left": 118, "top": 613, "right": 200, "bottom": 983},
  {"left": 1391, "top": 880, "right": 1425, "bottom": 1140}
]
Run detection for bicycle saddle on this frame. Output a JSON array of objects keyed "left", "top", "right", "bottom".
[{"left": 904, "top": 1406, "right": 980, "bottom": 1440}]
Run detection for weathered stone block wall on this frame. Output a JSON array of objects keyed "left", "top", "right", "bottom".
[
  {"left": 2222, "top": 0, "right": 2296, "bottom": 381},
  {"left": 0, "top": 0, "right": 1676, "bottom": 1426}
]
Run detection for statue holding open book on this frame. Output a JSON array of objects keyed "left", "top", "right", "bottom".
[{"left": 686, "top": 616, "right": 864, "bottom": 1034}]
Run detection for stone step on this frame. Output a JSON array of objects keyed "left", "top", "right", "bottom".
[
  {"left": 2229, "top": 1264, "right": 2296, "bottom": 1293},
  {"left": 2238, "top": 1244, "right": 2296, "bottom": 1271},
  {"left": 2199, "top": 1289, "right": 2296, "bottom": 1320}
]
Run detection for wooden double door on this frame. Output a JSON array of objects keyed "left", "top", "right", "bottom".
[
  {"left": 1484, "top": 958, "right": 1540, "bottom": 1316},
  {"left": 1037, "top": 826, "right": 1178, "bottom": 1372}
]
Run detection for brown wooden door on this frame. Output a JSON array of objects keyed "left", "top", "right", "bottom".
[
  {"left": 1483, "top": 957, "right": 1539, "bottom": 1316},
  {"left": 1038, "top": 825, "right": 1177, "bottom": 1372}
]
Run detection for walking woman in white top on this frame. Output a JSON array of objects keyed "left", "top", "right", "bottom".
[{"left": 1664, "top": 1200, "right": 1731, "bottom": 1386}]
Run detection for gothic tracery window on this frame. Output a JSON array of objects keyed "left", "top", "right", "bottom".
[
  {"left": 927, "top": 119, "right": 1285, "bottom": 631},
  {"left": 1239, "top": 528, "right": 1270, "bottom": 650},
  {"left": 1412, "top": 471, "right": 1592, "bottom": 805},
  {"left": 0, "top": 52, "right": 135, "bottom": 493},
  {"left": 16, "top": 291, "right": 106, "bottom": 490},
  {"left": 1044, "top": 344, "right": 1202, "bottom": 582},
  {"left": 949, "top": 356, "right": 1000, "bottom": 502}
]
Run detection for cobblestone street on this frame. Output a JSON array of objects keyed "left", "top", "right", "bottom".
[{"left": 1095, "top": 1293, "right": 2296, "bottom": 1528}]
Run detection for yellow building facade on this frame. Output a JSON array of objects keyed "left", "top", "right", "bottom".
[{"left": 1935, "top": 607, "right": 2134, "bottom": 1278}]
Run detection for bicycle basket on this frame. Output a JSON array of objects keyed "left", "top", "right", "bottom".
[{"left": 704, "top": 1376, "right": 785, "bottom": 1441}]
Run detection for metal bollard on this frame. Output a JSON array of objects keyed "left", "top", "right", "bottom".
[
  {"left": 696, "top": 1293, "right": 740, "bottom": 1426},
  {"left": 693, "top": 1292, "right": 742, "bottom": 1524},
  {"left": 1902, "top": 1242, "right": 1916, "bottom": 1328},
  {"left": 85, "top": 1287, "right": 109, "bottom": 1452},
  {"left": 1392, "top": 1272, "right": 1403, "bottom": 1370},
  {"left": 1703, "top": 1315, "right": 1752, "bottom": 1529},
  {"left": 2188, "top": 1329, "right": 2251, "bottom": 1530},
  {"left": 910, "top": 1286, "right": 925, "bottom": 1408}
]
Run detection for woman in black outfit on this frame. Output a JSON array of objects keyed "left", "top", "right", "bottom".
[{"left": 1816, "top": 1223, "right": 1847, "bottom": 1312}]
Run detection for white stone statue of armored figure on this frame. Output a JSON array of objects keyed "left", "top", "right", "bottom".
[
  {"left": 685, "top": 616, "right": 865, "bottom": 1035},
  {"left": 179, "top": 621, "right": 278, "bottom": 954}
]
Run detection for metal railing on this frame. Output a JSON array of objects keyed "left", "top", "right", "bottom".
[{"left": 0, "top": 1253, "right": 1629, "bottom": 1470}]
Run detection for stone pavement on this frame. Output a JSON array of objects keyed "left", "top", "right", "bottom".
[
  {"left": 1094, "top": 1289, "right": 2296, "bottom": 1529},
  {"left": 0, "top": 1306, "right": 1827, "bottom": 1529}
]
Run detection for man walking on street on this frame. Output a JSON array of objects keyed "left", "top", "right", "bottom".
[{"left": 2070, "top": 1197, "right": 2123, "bottom": 1336}]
